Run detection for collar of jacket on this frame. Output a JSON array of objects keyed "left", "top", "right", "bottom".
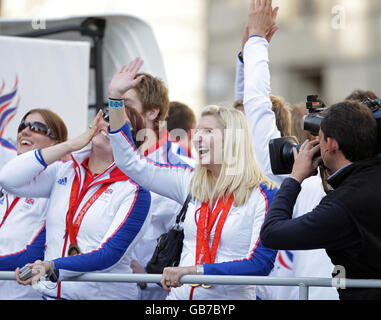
[
  {"left": 69, "top": 148, "right": 130, "bottom": 186},
  {"left": 327, "top": 157, "right": 381, "bottom": 189}
]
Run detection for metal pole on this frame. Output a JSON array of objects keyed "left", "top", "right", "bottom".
[{"left": 298, "top": 283, "right": 309, "bottom": 300}]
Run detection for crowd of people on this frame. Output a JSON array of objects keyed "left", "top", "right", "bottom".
[{"left": 0, "top": 0, "right": 380, "bottom": 300}]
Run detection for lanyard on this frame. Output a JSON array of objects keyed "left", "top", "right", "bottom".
[
  {"left": 0, "top": 196, "right": 20, "bottom": 228},
  {"left": 65, "top": 174, "right": 110, "bottom": 250},
  {"left": 195, "top": 194, "right": 234, "bottom": 265}
]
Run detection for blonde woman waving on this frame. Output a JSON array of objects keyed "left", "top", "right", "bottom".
[{"left": 105, "top": 57, "right": 278, "bottom": 300}]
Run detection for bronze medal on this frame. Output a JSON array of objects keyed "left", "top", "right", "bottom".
[{"left": 68, "top": 244, "right": 81, "bottom": 256}]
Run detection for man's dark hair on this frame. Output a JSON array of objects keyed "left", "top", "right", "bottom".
[
  {"left": 320, "top": 100, "right": 377, "bottom": 162},
  {"left": 345, "top": 89, "right": 377, "bottom": 102},
  {"left": 166, "top": 101, "right": 196, "bottom": 139}
]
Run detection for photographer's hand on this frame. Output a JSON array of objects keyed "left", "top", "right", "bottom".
[{"left": 291, "top": 139, "right": 322, "bottom": 183}]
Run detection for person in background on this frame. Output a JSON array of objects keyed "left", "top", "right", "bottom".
[
  {"left": 270, "top": 95, "right": 291, "bottom": 137},
  {"left": 235, "top": 0, "right": 338, "bottom": 300},
  {"left": 166, "top": 101, "right": 196, "bottom": 159},
  {"left": 289, "top": 103, "right": 314, "bottom": 144},
  {"left": 232, "top": 99, "right": 244, "bottom": 113},
  {"left": 0, "top": 107, "right": 151, "bottom": 300},
  {"left": 122, "top": 70, "right": 194, "bottom": 300},
  {"left": 0, "top": 108, "right": 67, "bottom": 299}
]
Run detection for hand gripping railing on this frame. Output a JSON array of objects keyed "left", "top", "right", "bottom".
[{"left": 1, "top": 272, "right": 381, "bottom": 300}]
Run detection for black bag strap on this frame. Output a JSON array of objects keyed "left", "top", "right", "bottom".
[{"left": 175, "top": 194, "right": 192, "bottom": 224}]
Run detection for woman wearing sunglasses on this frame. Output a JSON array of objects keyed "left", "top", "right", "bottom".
[
  {"left": 0, "top": 108, "right": 67, "bottom": 299},
  {"left": 0, "top": 107, "right": 151, "bottom": 300}
]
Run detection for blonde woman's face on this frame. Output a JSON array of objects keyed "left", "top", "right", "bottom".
[{"left": 193, "top": 115, "right": 224, "bottom": 176}]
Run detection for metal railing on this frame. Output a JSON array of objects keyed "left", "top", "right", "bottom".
[{"left": 2, "top": 272, "right": 381, "bottom": 300}]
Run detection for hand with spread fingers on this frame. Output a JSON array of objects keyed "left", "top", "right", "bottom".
[
  {"left": 248, "top": 0, "right": 279, "bottom": 40},
  {"left": 108, "top": 57, "right": 145, "bottom": 100}
]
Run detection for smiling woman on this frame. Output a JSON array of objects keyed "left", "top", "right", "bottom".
[
  {"left": 0, "top": 108, "right": 68, "bottom": 300},
  {"left": 17, "top": 109, "right": 68, "bottom": 155},
  {"left": 0, "top": 109, "right": 151, "bottom": 300},
  {"left": 106, "top": 57, "right": 279, "bottom": 300}
]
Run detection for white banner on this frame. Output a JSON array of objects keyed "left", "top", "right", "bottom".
[{"left": 0, "top": 35, "right": 90, "bottom": 143}]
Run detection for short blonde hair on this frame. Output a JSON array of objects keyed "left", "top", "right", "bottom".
[{"left": 189, "top": 105, "right": 276, "bottom": 207}]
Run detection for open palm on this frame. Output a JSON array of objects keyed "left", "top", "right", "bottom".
[{"left": 108, "top": 57, "right": 145, "bottom": 99}]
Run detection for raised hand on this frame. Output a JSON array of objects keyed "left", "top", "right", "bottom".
[
  {"left": 40, "top": 110, "right": 104, "bottom": 166},
  {"left": 108, "top": 57, "right": 145, "bottom": 100},
  {"left": 69, "top": 109, "right": 104, "bottom": 151},
  {"left": 248, "top": 0, "right": 279, "bottom": 40}
]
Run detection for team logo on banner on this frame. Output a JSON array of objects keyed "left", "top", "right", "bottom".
[{"left": 0, "top": 76, "right": 20, "bottom": 137}]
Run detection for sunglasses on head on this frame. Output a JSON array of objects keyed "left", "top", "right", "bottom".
[{"left": 18, "top": 120, "right": 56, "bottom": 139}]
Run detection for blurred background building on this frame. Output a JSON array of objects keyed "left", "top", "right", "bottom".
[{"left": 1, "top": 0, "right": 380, "bottom": 116}]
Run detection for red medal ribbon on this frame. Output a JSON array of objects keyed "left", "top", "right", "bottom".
[
  {"left": 0, "top": 196, "right": 20, "bottom": 228},
  {"left": 66, "top": 180, "right": 110, "bottom": 252},
  {"left": 195, "top": 194, "right": 234, "bottom": 265}
]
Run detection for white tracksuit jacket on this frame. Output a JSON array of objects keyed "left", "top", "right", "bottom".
[
  {"left": 129, "top": 135, "right": 195, "bottom": 300},
  {"left": 239, "top": 36, "right": 338, "bottom": 300},
  {"left": 0, "top": 148, "right": 151, "bottom": 300},
  {"left": 109, "top": 123, "right": 278, "bottom": 300},
  {"left": 0, "top": 139, "right": 47, "bottom": 300}
]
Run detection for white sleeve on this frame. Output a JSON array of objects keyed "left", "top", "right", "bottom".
[
  {"left": 243, "top": 36, "right": 284, "bottom": 186},
  {"left": 234, "top": 54, "right": 244, "bottom": 101},
  {"left": 0, "top": 149, "right": 57, "bottom": 198},
  {"left": 108, "top": 123, "right": 193, "bottom": 204},
  {"left": 0, "top": 140, "right": 17, "bottom": 169}
]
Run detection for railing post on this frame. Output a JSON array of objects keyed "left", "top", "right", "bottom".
[{"left": 298, "top": 283, "right": 309, "bottom": 300}]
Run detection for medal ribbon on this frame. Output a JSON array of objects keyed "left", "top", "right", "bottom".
[
  {"left": 0, "top": 196, "right": 20, "bottom": 228},
  {"left": 65, "top": 175, "right": 110, "bottom": 250},
  {"left": 195, "top": 194, "right": 234, "bottom": 265}
]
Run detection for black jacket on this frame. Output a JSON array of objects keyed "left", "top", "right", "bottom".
[{"left": 261, "top": 157, "right": 381, "bottom": 300}]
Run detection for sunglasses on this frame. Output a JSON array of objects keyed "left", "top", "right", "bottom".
[{"left": 18, "top": 120, "right": 56, "bottom": 139}]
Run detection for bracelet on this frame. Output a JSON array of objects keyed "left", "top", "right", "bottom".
[
  {"left": 108, "top": 98, "right": 124, "bottom": 109},
  {"left": 46, "top": 260, "right": 58, "bottom": 282}
]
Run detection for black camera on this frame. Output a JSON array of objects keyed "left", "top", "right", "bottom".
[
  {"left": 269, "top": 95, "right": 381, "bottom": 175},
  {"left": 269, "top": 95, "right": 326, "bottom": 175}
]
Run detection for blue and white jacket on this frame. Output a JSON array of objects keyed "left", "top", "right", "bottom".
[
  {"left": 0, "top": 138, "right": 47, "bottom": 299},
  {"left": 237, "top": 36, "right": 338, "bottom": 300},
  {"left": 109, "top": 122, "right": 277, "bottom": 300},
  {"left": 0, "top": 149, "right": 151, "bottom": 300}
]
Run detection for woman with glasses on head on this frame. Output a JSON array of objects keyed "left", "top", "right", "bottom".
[
  {"left": 0, "top": 108, "right": 67, "bottom": 299},
  {"left": 105, "top": 58, "right": 278, "bottom": 300},
  {"left": 0, "top": 107, "right": 151, "bottom": 300}
]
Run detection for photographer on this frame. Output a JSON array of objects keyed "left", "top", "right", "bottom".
[{"left": 260, "top": 100, "right": 381, "bottom": 300}]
